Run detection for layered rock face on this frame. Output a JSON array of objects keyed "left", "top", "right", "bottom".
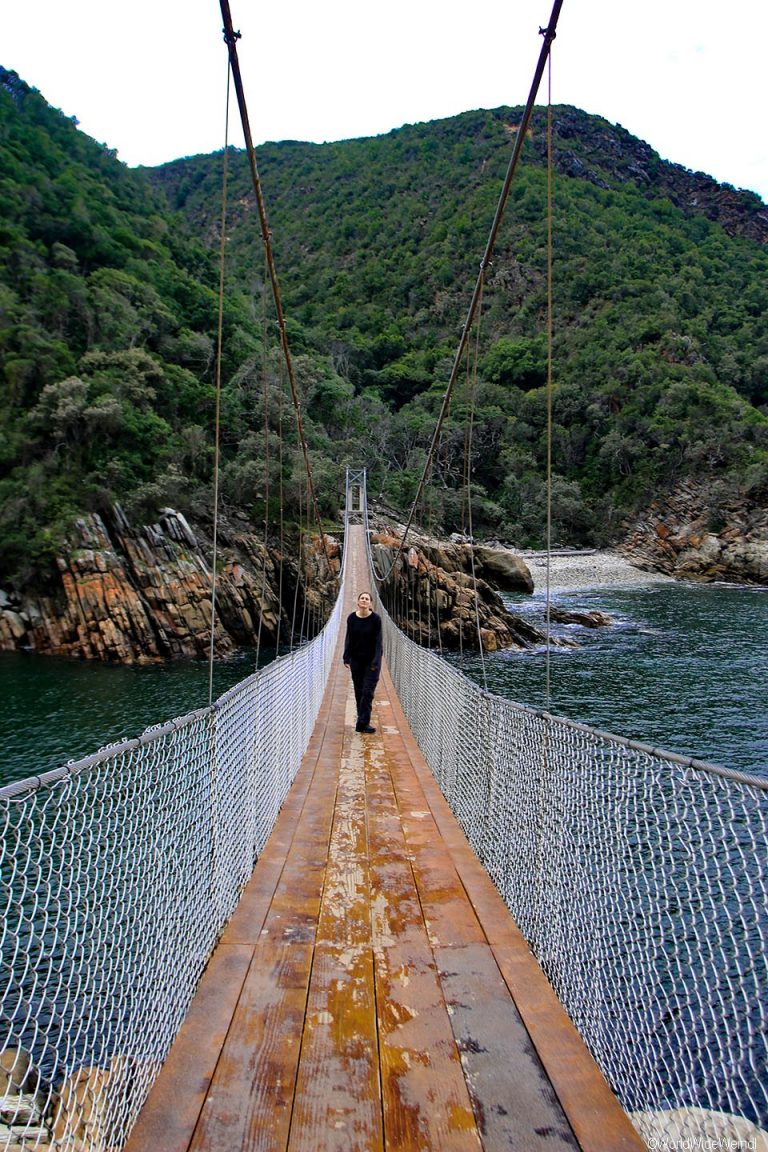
[
  {"left": 622, "top": 482, "right": 768, "bottom": 585},
  {"left": 0, "top": 508, "right": 340, "bottom": 663}
]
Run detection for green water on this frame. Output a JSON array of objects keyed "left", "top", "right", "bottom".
[
  {"left": 1, "top": 581, "right": 766, "bottom": 788},
  {"left": 0, "top": 649, "right": 262, "bottom": 788}
]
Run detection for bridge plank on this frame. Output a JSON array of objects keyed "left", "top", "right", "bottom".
[
  {"left": 123, "top": 943, "right": 252, "bottom": 1152},
  {"left": 363, "top": 722, "right": 485, "bottom": 1149},
  {"left": 375, "top": 940, "right": 483, "bottom": 1151},
  {"left": 287, "top": 943, "right": 382, "bottom": 1152},
  {"left": 188, "top": 940, "right": 313, "bottom": 1152},
  {"left": 435, "top": 941, "right": 579, "bottom": 1150},
  {"left": 287, "top": 719, "right": 384, "bottom": 1149}
]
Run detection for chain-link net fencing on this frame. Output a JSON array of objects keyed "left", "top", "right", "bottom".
[
  {"left": 0, "top": 591, "right": 342, "bottom": 1151},
  {"left": 383, "top": 610, "right": 768, "bottom": 1150}
]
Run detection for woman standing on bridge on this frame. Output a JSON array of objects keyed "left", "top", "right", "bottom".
[{"left": 343, "top": 592, "right": 382, "bottom": 734}]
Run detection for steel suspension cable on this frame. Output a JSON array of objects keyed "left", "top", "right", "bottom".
[
  {"left": 388, "top": 0, "right": 564, "bottom": 574},
  {"left": 219, "top": 0, "right": 332, "bottom": 574}
]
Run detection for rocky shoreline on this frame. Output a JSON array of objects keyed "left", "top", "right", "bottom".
[
  {"left": 520, "top": 549, "right": 674, "bottom": 593},
  {"left": 621, "top": 481, "right": 768, "bottom": 585},
  {"left": 1, "top": 484, "right": 765, "bottom": 665}
]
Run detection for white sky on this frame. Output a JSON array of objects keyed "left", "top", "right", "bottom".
[{"left": 2, "top": 0, "right": 766, "bottom": 201}]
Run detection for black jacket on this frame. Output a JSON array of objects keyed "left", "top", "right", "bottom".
[{"left": 343, "top": 611, "right": 382, "bottom": 668}]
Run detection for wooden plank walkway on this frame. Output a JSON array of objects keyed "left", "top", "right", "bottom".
[{"left": 125, "top": 531, "right": 644, "bottom": 1152}]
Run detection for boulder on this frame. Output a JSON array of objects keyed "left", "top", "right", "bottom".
[
  {"left": 631, "top": 1106, "right": 768, "bottom": 1152},
  {"left": 473, "top": 547, "right": 534, "bottom": 593},
  {"left": 371, "top": 531, "right": 561, "bottom": 653},
  {"left": 549, "top": 606, "right": 612, "bottom": 628}
]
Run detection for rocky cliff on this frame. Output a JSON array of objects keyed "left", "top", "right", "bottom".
[
  {"left": 0, "top": 507, "right": 340, "bottom": 663},
  {"left": 543, "top": 106, "right": 768, "bottom": 245},
  {"left": 622, "top": 482, "right": 768, "bottom": 584}
]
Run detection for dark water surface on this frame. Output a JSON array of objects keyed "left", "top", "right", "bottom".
[
  {"left": 1, "top": 581, "right": 766, "bottom": 789},
  {"left": 0, "top": 649, "right": 263, "bottom": 789},
  {"left": 449, "top": 580, "right": 768, "bottom": 778}
]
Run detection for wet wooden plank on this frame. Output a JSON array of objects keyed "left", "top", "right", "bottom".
[
  {"left": 349, "top": 692, "right": 485, "bottom": 1148},
  {"left": 123, "top": 944, "right": 253, "bottom": 1152},
  {"left": 375, "top": 942, "right": 482, "bottom": 1152},
  {"left": 287, "top": 726, "right": 383, "bottom": 1148},
  {"left": 188, "top": 941, "right": 314, "bottom": 1152},
  {"left": 491, "top": 944, "right": 645, "bottom": 1152},
  {"left": 436, "top": 942, "right": 578, "bottom": 1151},
  {"left": 377, "top": 714, "right": 488, "bottom": 949},
  {"left": 288, "top": 944, "right": 382, "bottom": 1151},
  {"left": 365, "top": 745, "right": 436, "bottom": 950}
]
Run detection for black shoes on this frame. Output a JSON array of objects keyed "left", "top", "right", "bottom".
[{"left": 355, "top": 724, "right": 376, "bottom": 734}]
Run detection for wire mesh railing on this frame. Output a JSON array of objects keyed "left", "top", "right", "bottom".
[
  {"left": 382, "top": 610, "right": 768, "bottom": 1149},
  {"left": 3, "top": 458, "right": 766, "bottom": 1152},
  {"left": 0, "top": 589, "right": 343, "bottom": 1151}
]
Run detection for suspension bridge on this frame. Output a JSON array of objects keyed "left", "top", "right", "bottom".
[
  {"left": 1, "top": 471, "right": 766, "bottom": 1152},
  {"left": 1, "top": 0, "right": 767, "bottom": 1147}
]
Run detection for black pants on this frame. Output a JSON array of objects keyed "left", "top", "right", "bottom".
[{"left": 348, "top": 661, "right": 380, "bottom": 729}]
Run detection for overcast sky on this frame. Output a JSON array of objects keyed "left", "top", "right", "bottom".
[{"left": 2, "top": 0, "right": 766, "bottom": 201}]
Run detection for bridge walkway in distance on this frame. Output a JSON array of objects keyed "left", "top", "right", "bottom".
[{"left": 125, "top": 527, "right": 643, "bottom": 1152}]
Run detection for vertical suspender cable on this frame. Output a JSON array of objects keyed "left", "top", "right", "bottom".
[
  {"left": 465, "top": 272, "right": 488, "bottom": 689},
  {"left": 254, "top": 247, "right": 270, "bottom": 664},
  {"left": 277, "top": 355, "right": 286, "bottom": 645},
  {"left": 545, "top": 51, "right": 555, "bottom": 708},
  {"left": 208, "top": 61, "right": 232, "bottom": 707}
]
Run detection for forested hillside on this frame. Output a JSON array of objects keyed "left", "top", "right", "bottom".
[{"left": 2, "top": 65, "right": 767, "bottom": 594}]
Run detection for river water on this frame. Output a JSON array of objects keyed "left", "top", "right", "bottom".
[
  {"left": 449, "top": 579, "right": 768, "bottom": 779},
  {"left": 0, "top": 648, "right": 263, "bottom": 789},
  {"left": 0, "top": 580, "right": 766, "bottom": 789}
]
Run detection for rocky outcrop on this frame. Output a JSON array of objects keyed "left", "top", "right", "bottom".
[
  {"left": 549, "top": 606, "right": 612, "bottom": 628},
  {"left": 370, "top": 530, "right": 554, "bottom": 652},
  {"left": 0, "top": 502, "right": 564, "bottom": 663},
  {"left": 0, "top": 507, "right": 341, "bottom": 663},
  {"left": 622, "top": 482, "right": 768, "bottom": 585},
  {"left": 420, "top": 540, "right": 534, "bottom": 594},
  {"left": 536, "top": 106, "right": 768, "bottom": 245}
]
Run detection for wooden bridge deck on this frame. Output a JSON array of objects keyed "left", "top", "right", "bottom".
[{"left": 125, "top": 538, "right": 643, "bottom": 1152}]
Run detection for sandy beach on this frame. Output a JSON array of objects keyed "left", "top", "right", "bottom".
[{"left": 519, "top": 549, "right": 673, "bottom": 593}]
